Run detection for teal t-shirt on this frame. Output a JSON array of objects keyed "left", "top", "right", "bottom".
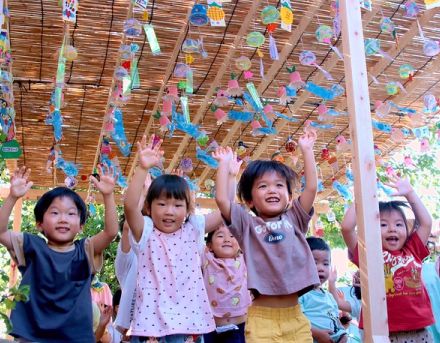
[
  {"left": 299, "top": 288, "right": 347, "bottom": 342},
  {"left": 422, "top": 260, "right": 440, "bottom": 342}
]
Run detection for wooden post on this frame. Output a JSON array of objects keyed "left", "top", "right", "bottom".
[{"left": 340, "top": 1, "right": 389, "bottom": 342}]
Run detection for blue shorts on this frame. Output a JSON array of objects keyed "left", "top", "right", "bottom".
[{"left": 203, "top": 323, "right": 245, "bottom": 343}]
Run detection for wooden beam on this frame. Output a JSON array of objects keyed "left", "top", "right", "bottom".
[
  {"left": 196, "top": 1, "right": 385, "bottom": 186},
  {"left": 0, "top": 186, "right": 217, "bottom": 210},
  {"left": 340, "top": 0, "right": 389, "bottom": 341},
  {"left": 127, "top": 2, "right": 196, "bottom": 180},
  {"left": 166, "top": 0, "right": 265, "bottom": 173}
]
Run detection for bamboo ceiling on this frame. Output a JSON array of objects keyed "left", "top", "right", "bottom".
[{"left": 8, "top": 0, "right": 440, "bottom": 201}]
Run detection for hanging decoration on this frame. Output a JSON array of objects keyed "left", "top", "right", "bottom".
[
  {"left": 280, "top": 0, "right": 293, "bottom": 32},
  {"left": 261, "top": 5, "right": 279, "bottom": 60},
  {"left": 364, "top": 38, "right": 393, "bottom": 61},
  {"left": 315, "top": 25, "right": 343, "bottom": 59},
  {"left": 287, "top": 66, "right": 305, "bottom": 90},
  {"left": 299, "top": 50, "right": 333, "bottom": 80},
  {"left": 380, "top": 17, "right": 397, "bottom": 42},
  {"left": 207, "top": 0, "right": 226, "bottom": 26},
  {"left": 398, "top": 63, "right": 415, "bottom": 80},
  {"left": 190, "top": 4, "right": 209, "bottom": 26},
  {"left": 226, "top": 73, "right": 243, "bottom": 97},
  {"left": 424, "top": 0, "right": 440, "bottom": 9},
  {"left": 62, "top": 0, "right": 78, "bottom": 23},
  {"left": 404, "top": 1, "right": 420, "bottom": 17},
  {"left": 416, "top": 19, "right": 440, "bottom": 57}
]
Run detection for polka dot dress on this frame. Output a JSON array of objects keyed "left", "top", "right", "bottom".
[{"left": 130, "top": 216, "right": 215, "bottom": 337}]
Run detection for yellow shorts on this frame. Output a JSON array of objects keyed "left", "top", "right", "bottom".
[{"left": 245, "top": 304, "right": 312, "bottom": 343}]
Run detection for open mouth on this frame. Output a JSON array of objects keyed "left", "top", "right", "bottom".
[
  {"left": 56, "top": 227, "right": 70, "bottom": 233},
  {"left": 385, "top": 236, "right": 399, "bottom": 243},
  {"left": 265, "top": 197, "right": 280, "bottom": 203}
]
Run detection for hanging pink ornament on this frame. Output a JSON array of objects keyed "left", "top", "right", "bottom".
[
  {"left": 162, "top": 99, "right": 172, "bottom": 114},
  {"left": 336, "top": 135, "right": 350, "bottom": 152},
  {"left": 251, "top": 120, "right": 262, "bottom": 130},
  {"left": 386, "top": 166, "right": 396, "bottom": 177},
  {"left": 263, "top": 104, "right": 276, "bottom": 121},
  {"left": 390, "top": 128, "right": 405, "bottom": 143},
  {"left": 277, "top": 86, "right": 288, "bottom": 105},
  {"left": 420, "top": 138, "right": 430, "bottom": 152},
  {"left": 226, "top": 75, "right": 242, "bottom": 97},
  {"left": 159, "top": 114, "right": 170, "bottom": 127},
  {"left": 299, "top": 50, "right": 333, "bottom": 80},
  {"left": 214, "top": 108, "right": 227, "bottom": 124},
  {"left": 213, "top": 89, "right": 229, "bottom": 107},
  {"left": 243, "top": 70, "right": 253, "bottom": 80},
  {"left": 375, "top": 100, "right": 391, "bottom": 118},
  {"left": 164, "top": 85, "right": 179, "bottom": 103},
  {"left": 288, "top": 70, "right": 305, "bottom": 90},
  {"left": 404, "top": 1, "right": 420, "bottom": 18},
  {"left": 403, "top": 156, "right": 415, "bottom": 168}
]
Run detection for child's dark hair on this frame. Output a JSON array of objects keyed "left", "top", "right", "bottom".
[
  {"left": 34, "top": 187, "right": 88, "bottom": 225},
  {"left": 306, "top": 236, "right": 331, "bottom": 252},
  {"left": 379, "top": 200, "right": 411, "bottom": 232},
  {"left": 205, "top": 223, "right": 228, "bottom": 244},
  {"left": 237, "top": 160, "right": 297, "bottom": 212},
  {"left": 113, "top": 289, "right": 122, "bottom": 307},
  {"left": 145, "top": 174, "right": 193, "bottom": 213}
]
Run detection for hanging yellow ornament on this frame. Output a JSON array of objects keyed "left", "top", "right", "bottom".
[
  {"left": 280, "top": 6, "right": 293, "bottom": 25},
  {"left": 185, "top": 54, "right": 194, "bottom": 64},
  {"left": 207, "top": 4, "right": 225, "bottom": 21},
  {"left": 142, "top": 11, "right": 149, "bottom": 22},
  {"left": 256, "top": 48, "right": 264, "bottom": 58}
]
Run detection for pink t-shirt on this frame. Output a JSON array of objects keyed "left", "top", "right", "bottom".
[
  {"left": 201, "top": 249, "right": 251, "bottom": 319},
  {"left": 351, "top": 233, "right": 434, "bottom": 332},
  {"left": 130, "top": 215, "right": 215, "bottom": 337}
]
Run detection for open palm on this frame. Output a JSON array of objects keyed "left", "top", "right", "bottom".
[
  {"left": 138, "top": 135, "right": 164, "bottom": 170},
  {"left": 10, "top": 167, "right": 33, "bottom": 198},
  {"left": 90, "top": 165, "right": 116, "bottom": 195}
]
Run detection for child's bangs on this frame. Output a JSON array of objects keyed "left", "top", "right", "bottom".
[{"left": 146, "top": 174, "right": 192, "bottom": 209}]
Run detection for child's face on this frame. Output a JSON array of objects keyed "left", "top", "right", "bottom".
[
  {"left": 37, "top": 196, "right": 82, "bottom": 249},
  {"left": 380, "top": 210, "right": 407, "bottom": 251},
  {"left": 248, "top": 171, "right": 292, "bottom": 219},
  {"left": 149, "top": 194, "right": 188, "bottom": 234},
  {"left": 208, "top": 225, "right": 239, "bottom": 259},
  {"left": 312, "top": 249, "right": 331, "bottom": 285}
]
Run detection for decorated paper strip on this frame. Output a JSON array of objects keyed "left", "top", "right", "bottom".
[
  {"left": 143, "top": 24, "right": 161, "bottom": 56},
  {"left": 63, "top": 0, "right": 78, "bottom": 23},
  {"left": 207, "top": 0, "right": 226, "bottom": 27}
]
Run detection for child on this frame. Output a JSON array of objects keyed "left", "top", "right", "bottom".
[
  {"left": 0, "top": 166, "right": 118, "bottom": 342},
  {"left": 299, "top": 237, "right": 348, "bottom": 343},
  {"left": 124, "top": 135, "right": 224, "bottom": 342},
  {"left": 202, "top": 224, "right": 251, "bottom": 343},
  {"left": 213, "top": 130, "right": 320, "bottom": 342},
  {"left": 341, "top": 176, "right": 434, "bottom": 342}
]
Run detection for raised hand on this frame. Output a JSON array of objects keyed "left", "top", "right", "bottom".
[
  {"left": 90, "top": 165, "right": 116, "bottom": 196},
  {"left": 229, "top": 151, "right": 242, "bottom": 177},
  {"left": 328, "top": 266, "right": 337, "bottom": 285},
  {"left": 298, "top": 128, "right": 317, "bottom": 152},
  {"left": 171, "top": 168, "right": 184, "bottom": 177},
  {"left": 137, "top": 135, "right": 164, "bottom": 170},
  {"left": 9, "top": 167, "right": 33, "bottom": 199},
  {"left": 385, "top": 176, "right": 414, "bottom": 198},
  {"left": 212, "top": 146, "right": 233, "bottom": 164}
]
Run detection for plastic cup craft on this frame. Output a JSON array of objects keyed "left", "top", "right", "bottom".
[
  {"left": 399, "top": 64, "right": 415, "bottom": 79},
  {"left": 380, "top": 17, "right": 396, "bottom": 39},
  {"left": 235, "top": 56, "right": 252, "bottom": 71},
  {"left": 246, "top": 32, "right": 265, "bottom": 48},
  {"left": 182, "top": 39, "right": 201, "bottom": 54},
  {"left": 299, "top": 50, "right": 333, "bottom": 80},
  {"left": 261, "top": 5, "right": 280, "bottom": 25},
  {"left": 189, "top": 4, "right": 209, "bottom": 26},
  {"left": 174, "top": 63, "right": 189, "bottom": 78},
  {"left": 315, "top": 25, "right": 343, "bottom": 59},
  {"left": 123, "top": 18, "right": 142, "bottom": 37},
  {"left": 63, "top": 45, "right": 78, "bottom": 61},
  {"left": 416, "top": 19, "right": 440, "bottom": 57},
  {"left": 364, "top": 38, "right": 393, "bottom": 61}
]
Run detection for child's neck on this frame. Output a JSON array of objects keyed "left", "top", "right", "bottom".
[{"left": 47, "top": 240, "right": 75, "bottom": 252}]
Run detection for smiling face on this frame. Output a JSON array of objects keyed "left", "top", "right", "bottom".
[
  {"left": 208, "top": 225, "right": 240, "bottom": 259},
  {"left": 149, "top": 194, "right": 188, "bottom": 234},
  {"left": 37, "top": 196, "right": 83, "bottom": 250},
  {"left": 248, "top": 171, "right": 292, "bottom": 220},
  {"left": 380, "top": 209, "right": 408, "bottom": 251}
]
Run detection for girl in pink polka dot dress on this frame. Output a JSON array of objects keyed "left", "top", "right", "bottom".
[
  {"left": 202, "top": 224, "right": 251, "bottom": 343},
  {"left": 124, "top": 135, "right": 224, "bottom": 343}
]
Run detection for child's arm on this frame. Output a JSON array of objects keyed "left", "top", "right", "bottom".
[
  {"left": 298, "top": 130, "right": 318, "bottom": 213},
  {"left": 387, "top": 176, "right": 432, "bottom": 244},
  {"left": 0, "top": 167, "right": 33, "bottom": 250},
  {"left": 204, "top": 151, "right": 242, "bottom": 233},
  {"left": 90, "top": 166, "right": 118, "bottom": 255},
  {"left": 340, "top": 203, "right": 358, "bottom": 254},
  {"left": 311, "top": 327, "right": 334, "bottom": 343},
  {"left": 212, "top": 147, "right": 234, "bottom": 223},
  {"left": 124, "top": 135, "right": 163, "bottom": 242},
  {"left": 328, "top": 267, "right": 353, "bottom": 313}
]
